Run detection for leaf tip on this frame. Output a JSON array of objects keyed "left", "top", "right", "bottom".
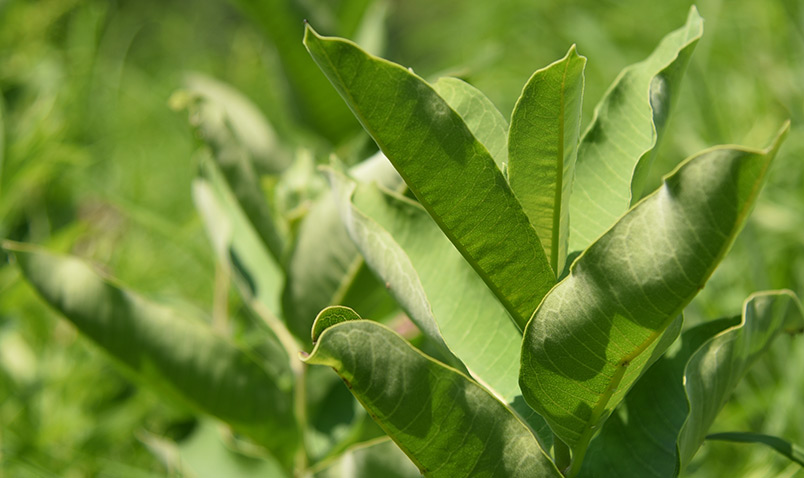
[{"left": 311, "top": 305, "right": 362, "bottom": 343}]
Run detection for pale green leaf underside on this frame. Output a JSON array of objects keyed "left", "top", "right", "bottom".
[
  {"left": 706, "top": 432, "right": 804, "bottom": 468},
  {"left": 304, "top": 25, "right": 554, "bottom": 331},
  {"left": 520, "top": 126, "right": 787, "bottom": 455},
  {"left": 6, "top": 243, "right": 298, "bottom": 467},
  {"left": 329, "top": 170, "right": 523, "bottom": 402},
  {"left": 303, "top": 315, "right": 562, "bottom": 478},
  {"left": 433, "top": 76, "right": 509, "bottom": 168},
  {"left": 579, "top": 290, "right": 803, "bottom": 477},
  {"left": 509, "top": 45, "right": 586, "bottom": 274},
  {"left": 569, "top": 7, "right": 703, "bottom": 253}
]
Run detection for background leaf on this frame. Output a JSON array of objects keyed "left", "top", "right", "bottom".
[
  {"left": 304, "top": 25, "right": 554, "bottom": 330},
  {"left": 520, "top": 126, "right": 787, "bottom": 464},
  {"left": 568, "top": 7, "right": 703, "bottom": 253},
  {"left": 281, "top": 152, "right": 402, "bottom": 343},
  {"left": 6, "top": 242, "right": 300, "bottom": 469},
  {"left": 705, "top": 432, "right": 804, "bottom": 468},
  {"left": 303, "top": 313, "right": 563, "bottom": 478},
  {"left": 313, "top": 438, "right": 422, "bottom": 478},
  {"left": 508, "top": 45, "right": 586, "bottom": 274}
]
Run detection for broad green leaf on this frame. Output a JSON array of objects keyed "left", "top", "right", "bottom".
[
  {"left": 568, "top": 7, "right": 703, "bottom": 253},
  {"left": 520, "top": 126, "right": 788, "bottom": 462},
  {"left": 303, "top": 310, "right": 563, "bottom": 478},
  {"left": 677, "top": 290, "right": 804, "bottom": 467},
  {"left": 327, "top": 170, "right": 523, "bottom": 402},
  {"left": 432, "top": 77, "right": 509, "bottom": 167},
  {"left": 578, "top": 290, "right": 803, "bottom": 477},
  {"left": 193, "top": 159, "right": 284, "bottom": 319},
  {"left": 509, "top": 46, "right": 586, "bottom": 275},
  {"left": 304, "top": 25, "right": 555, "bottom": 330},
  {"left": 230, "top": 0, "right": 360, "bottom": 143},
  {"left": 282, "top": 152, "right": 401, "bottom": 343},
  {"left": 314, "top": 438, "right": 421, "bottom": 478},
  {"left": 5, "top": 243, "right": 299, "bottom": 469},
  {"left": 706, "top": 432, "right": 804, "bottom": 467}
]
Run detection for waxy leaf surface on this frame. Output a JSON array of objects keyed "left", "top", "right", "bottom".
[
  {"left": 304, "top": 311, "right": 563, "bottom": 478},
  {"left": 569, "top": 7, "right": 703, "bottom": 253},
  {"left": 520, "top": 126, "right": 787, "bottom": 457},
  {"left": 579, "top": 290, "right": 803, "bottom": 477},
  {"left": 305, "top": 25, "right": 554, "bottom": 330},
  {"left": 7, "top": 243, "right": 299, "bottom": 468},
  {"left": 509, "top": 46, "right": 585, "bottom": 274}
]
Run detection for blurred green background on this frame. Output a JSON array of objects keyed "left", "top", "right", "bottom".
[{"left": 0, "top": 0, "right": 801, "bottom": 476}]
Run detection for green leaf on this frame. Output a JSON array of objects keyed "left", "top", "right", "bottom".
[
  {"left": 178, "top": 73, "right": 291, "bottom": 175},
  {"left": 193, "top": 160, "right": 284, "bottom": 319},
  {"left": 509, "top": 45, "right": 586, "bottom": 274},
  {"left": 578, "top": 290, "right": 803, "bottom": 477},
  {"left": 677, "top": 290, "right": 804, "bottom": 467},
  {"left": 519, "top": 125, "right": 788, "bottom": 465},
  {"left": 149, "top": 420, "right": 290, "bottom": 478},
  {"left": 282, "top": 152, "right": 401, "bottom": 343},
  {"left": 313, "top": 438, "right": 421, "bottom": 478},
  {"left": 5, "top": 242, "right": 299, "bottom": 469},
  {"left": 304, "top": 25, "right": 555, "bottom": 330},
  {"left": 174, "top": 76, "right": 288, "bottom": 261},
  {"left": 302, "top": 314, "right": 563, "bottom": 478},
  {"left": 706, "top": 432, "right": 804, "bottom": 468},
  {"left": 568, "top": 7, "right": 703, "bottom": 253},
  {"left": 327, "top": 170, "right": 523, "bottom": 402},
  {"left": 432, "top": 77, "right": 509, "bottom": 167}
]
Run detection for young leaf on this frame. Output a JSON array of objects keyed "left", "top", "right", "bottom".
[
  {"left": 578, "top": 290, "right": 803, "bottom": 477},
  {"left": 509, "top": 45, "right": 586, "bottom": 274},
  {"left": 432, "top": 77, "right": 509, "bottom": 167},
  {"left": 327, "top": 170, "right": 523, "bottom": 402},
  {"left": 706, "top": 432, "right": 804, "bottom": 468},
  {"left": 5, "top": 242, "right": 299, "bottom": 469},
  {"left": 304, "top": 25, "right": 555, "bottom": 330},
  {"left": 568, "top": 7, "right": 703, "bottom": 253},
  {"left": 519, "top": 125, "right": 788, "bottom": 461},
  {"left": 302, "top": 312, "right": 563, "bottom": 478}
]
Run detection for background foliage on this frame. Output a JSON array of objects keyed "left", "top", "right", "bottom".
[{"left": 0, "top": 0, "right": 801, "bottom": 476}]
